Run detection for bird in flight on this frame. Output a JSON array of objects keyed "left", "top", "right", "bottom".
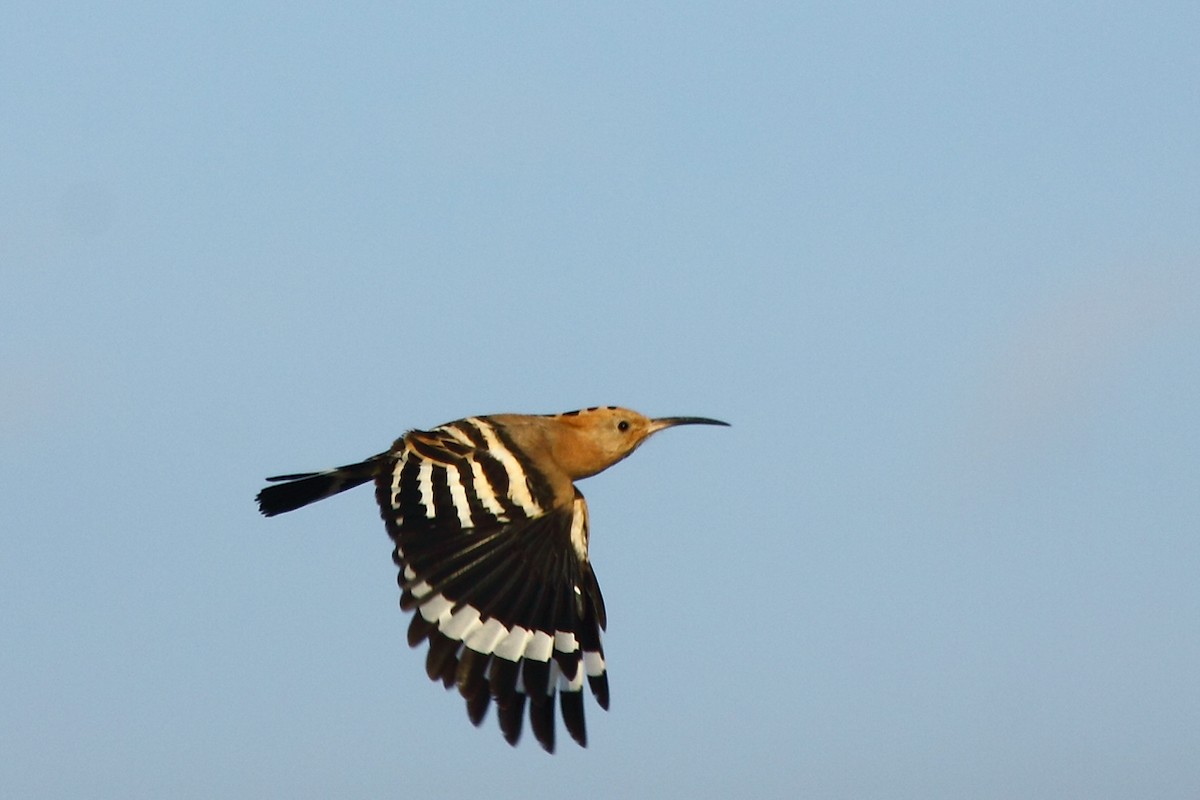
[{"left": 256, "top": 406, "right": 728, "bottom": 753}]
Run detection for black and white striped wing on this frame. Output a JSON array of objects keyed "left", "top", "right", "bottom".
[{"left": 376, "top": 417, "right": 609, "bottom": 752}]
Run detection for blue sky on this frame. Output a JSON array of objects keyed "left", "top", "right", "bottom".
[{"left": 3, "top": 3, "right": 1199, "bottom": 798}]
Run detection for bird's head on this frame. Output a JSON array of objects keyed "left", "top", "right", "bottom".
[{"left": 551, "top": 406, "right": 729, "bottom": 480}]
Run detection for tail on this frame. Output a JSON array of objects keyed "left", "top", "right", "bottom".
[{"left": 256, "top": 455, "right": 386, "bottom": 516}]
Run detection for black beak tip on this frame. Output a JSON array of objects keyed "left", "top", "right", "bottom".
[{"left": 655, "top": 416, "right": 731, "bottom": 428}]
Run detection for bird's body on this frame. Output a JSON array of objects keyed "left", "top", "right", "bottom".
[{"left": 257, "top": 406, "right": 727, "bottom": 752}]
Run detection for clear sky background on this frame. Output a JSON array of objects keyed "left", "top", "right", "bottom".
[{"left": 3, "top": 4, "right": 1199, "bottom": 798}]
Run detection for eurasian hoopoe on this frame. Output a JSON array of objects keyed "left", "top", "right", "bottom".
[{"left": 256, "top": 406, "right": 727, "bottom": 753}]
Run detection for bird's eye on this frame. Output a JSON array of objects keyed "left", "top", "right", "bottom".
[{"left": 617, "top": 420, "right": 630, "bottom": 432}]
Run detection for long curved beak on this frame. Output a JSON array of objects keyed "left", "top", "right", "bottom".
[{"left": 649, "top": 416, "right": 731, "bottom": 434}]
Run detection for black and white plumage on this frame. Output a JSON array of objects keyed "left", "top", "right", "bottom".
[{"left": 257, "top": 407, "right": 728, "bottom": 752}]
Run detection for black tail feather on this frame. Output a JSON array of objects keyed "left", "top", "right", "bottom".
[
  {"left": 256, "top": 456, "right": 383, "bottom": 516},
  {"left": 264, "top": 471, "right": 324, "bottom": 482}
]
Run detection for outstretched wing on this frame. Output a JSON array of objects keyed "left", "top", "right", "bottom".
[{"left": 377, "top": 416, "right": 609, "bottom": 752}]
